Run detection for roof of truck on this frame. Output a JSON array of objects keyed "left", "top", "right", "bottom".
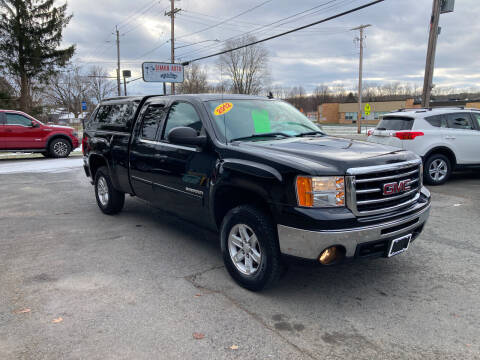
[{"left": 101, "top": 94, "right": 271, "bottom": 104}]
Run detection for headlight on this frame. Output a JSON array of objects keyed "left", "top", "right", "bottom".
[{"left": 296, "top": 176, "right": 345, "bottom": 208}]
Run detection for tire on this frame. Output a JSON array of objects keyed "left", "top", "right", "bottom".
[
  {"left": 220, "top": 205, "right": 284, "bottom": 291},
  {"left": 49, "top": 138, "right": 71, "bottom": 158},
  {"left": 424, "top": 154, "right": 452, "bottom": 185},
  {"left": 94, "top": 166, "right": 125, "bottom": 215}
]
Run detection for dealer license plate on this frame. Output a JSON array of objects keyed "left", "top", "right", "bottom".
[{"left": 388, "top": 234, "right": 412, "bottom": 257}]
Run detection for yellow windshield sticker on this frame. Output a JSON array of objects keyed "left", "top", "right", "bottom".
[{"left": 214, "top": 102, "right": 233, "bottom": 116}]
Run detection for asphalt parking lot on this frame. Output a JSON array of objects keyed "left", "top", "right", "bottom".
[{"left": 1, "top": 158, "right": 479, "bottom": 359}]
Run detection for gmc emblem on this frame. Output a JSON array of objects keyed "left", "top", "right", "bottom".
[{"left": 383, "top": 179, "right": 411, "bottom": 196}]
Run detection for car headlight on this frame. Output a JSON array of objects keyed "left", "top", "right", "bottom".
[{"left": 296, "top": 176, "right": 345, "bottom": 208}]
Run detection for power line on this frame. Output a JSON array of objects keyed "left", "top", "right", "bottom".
[
  {"left": 181, "top": 0, "right": 384, "bottom": 65},
  {"left": 175, "top": 0, "right": 273, "bottom": 41},
  {"left": 176, "top": 0, "right": 350, "bottom": 59}
]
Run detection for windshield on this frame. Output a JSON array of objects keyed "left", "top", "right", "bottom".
[{"left": 206, "top": 99, "right": 322, "bottom": 142}]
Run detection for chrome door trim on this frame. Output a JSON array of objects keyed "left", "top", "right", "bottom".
[{"left": 138, "top": 138, "right": 199, "bottom": 152}]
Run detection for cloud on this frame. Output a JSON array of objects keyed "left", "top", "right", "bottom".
[{"left": 62, "top": 0, "right": 480, "bottom": 95}]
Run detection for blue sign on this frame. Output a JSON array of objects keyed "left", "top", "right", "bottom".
[{"left": 81, "top": 101, "right": 87, "bottom": 111}]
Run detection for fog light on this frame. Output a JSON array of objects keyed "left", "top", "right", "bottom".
[{"left": 318, "top": 246, "right": 344, "bottom": 265}]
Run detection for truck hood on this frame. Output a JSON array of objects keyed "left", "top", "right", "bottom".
[
  {"left": 47, "top": 125, "right": 75, "bottom": 131},
  {"left": 234, "top": 136, "right": 416, "bottom": 174}
]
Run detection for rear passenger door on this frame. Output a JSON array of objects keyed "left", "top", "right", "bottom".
[
  {"left": 443, "top": 113, "right": 479, "bottom": 164},
  {"left": 129, "top": 102, "right": 168, "bottom": 200}
]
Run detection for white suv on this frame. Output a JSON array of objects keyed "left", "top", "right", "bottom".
[{"left": 367, "top": 107, "right": 480, "bottom": 185}]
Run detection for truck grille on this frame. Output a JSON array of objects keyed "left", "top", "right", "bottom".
[{"left": 346, "top": 160, "right": 422, "bottom": 216}]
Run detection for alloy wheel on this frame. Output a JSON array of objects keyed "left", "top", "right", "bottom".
[
  {"left": 97, "top": 176, "right": 109, "bottom": 206},
  {"left": 53, "top": 141, "right": 69, "bottom": 157},
  {"left": 228, "top": 224, "right": 262, "bottom": 276},
  {"left": 429, "top": 159, "right": 448, "bottom": 182}
]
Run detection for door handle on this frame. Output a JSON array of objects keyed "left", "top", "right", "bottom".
[
  {"left": 5, "top": 129, "right": 12, "bottom": 132},
  {"left": 444, "top": 136, "right": 456, "bottom": 140}
]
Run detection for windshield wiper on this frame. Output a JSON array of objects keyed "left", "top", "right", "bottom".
[
  {"left": 296, "top": 131, "right": 325, "bottom": 137},
  {"left": 230, "top": 132, "right": 292, "bottom": 142}
]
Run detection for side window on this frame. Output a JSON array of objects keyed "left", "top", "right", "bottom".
[
  {"left": 6, "top": 113, "right": 33, "bottom": 126},
  {"left": 446, "top": 113, "right": 473, "bottom": 130},
  {"left": 140, "top": 104, "right": 166, "bottom": 141},
  {"left": 472, "top": 113, "right": 480, "bottom": 130},
  {"left": 162, "top": 102, "right": 202, "bottom": 140},
  {"left": 425, "top": 115, "right": 446, "bottom": 128}
]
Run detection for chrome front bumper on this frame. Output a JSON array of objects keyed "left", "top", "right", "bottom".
[{"left": 277, "top": 202, "right": 431, "bottom": 260}]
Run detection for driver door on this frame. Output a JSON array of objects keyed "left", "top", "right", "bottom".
[{"left": 4, "top": 113, "right": 44, "bottom": 149}]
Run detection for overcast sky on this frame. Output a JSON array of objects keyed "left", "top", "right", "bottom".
[{"left": 62, "top": 0, "right": 480, "bottom": 95}]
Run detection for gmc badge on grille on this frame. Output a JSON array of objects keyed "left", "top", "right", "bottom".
[{"left": 383, "top": 179, "right": 411, "bottom": 196}]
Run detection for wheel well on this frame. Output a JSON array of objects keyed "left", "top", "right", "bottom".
[
  {"left": 214, "top": 186, "right": 271, "bottom": 228},
  {"left": 89, "top": 155, "right": 108, "bottom": 180},
  {"left": 47, "top": 135, "right": 73, "bottom": 150},
  {"left": 424, "top": 147, "right": 457, "bottom": 167}
]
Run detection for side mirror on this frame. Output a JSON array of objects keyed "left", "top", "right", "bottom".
[
  {"left": 31, "top": 122, "right": 40, "bottom": 128},
  {"left": 168, "top": 127, "right": 207, "bottom": 148}
]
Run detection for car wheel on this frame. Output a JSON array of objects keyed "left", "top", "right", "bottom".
[
  {"left": 424, "top": 154, "right": 451, "bottom": 185},
  {"left": 220, "top": 205, "right": 284, "bottom": 291},
  {"left": 49, "top": 138, "right": 71, "bottom": 158},
  {"left": 94, "top": 166, "right": 125, "bottom": 215}
]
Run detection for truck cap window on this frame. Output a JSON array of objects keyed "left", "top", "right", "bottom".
[
  {"left": 376, "top": 116, "right": 414, "bottom": 131},
  {"left": 207, "top": 100, "right": 320, "bottom": 142},
  {"left": 162, "top": 102, "right": 202, "bottom": 140},
  {"left": 96, "top": 103, "right": 137, "bottom": 132}
]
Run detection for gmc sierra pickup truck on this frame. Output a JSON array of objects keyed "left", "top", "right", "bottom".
[
  {"left": 83, "top": 94, "right": 431, "bottom": 291},
  {"left": 0, "top": 110, "right": 79, "bottom": 157}
]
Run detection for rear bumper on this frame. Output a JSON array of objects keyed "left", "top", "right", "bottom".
[{"left": 277, "top": 197, "right": 431, "bottom": 260}]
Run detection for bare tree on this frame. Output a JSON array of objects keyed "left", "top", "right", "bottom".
[
  {"left": 177, "top": 63, "right": 209, "bottom": 94},
  {"left": 46, "top": 66, "right": 91, "bottom": 118},
  {"left": 87, "top": 66, "right": 116, "bottom": 103},
  {"left": 218, "top": 35, "right": 269, "bottom": 95}
]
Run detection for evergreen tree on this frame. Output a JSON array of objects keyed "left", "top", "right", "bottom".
[{"left": 0, "top": 0, "right": 75, "bottom": 112}]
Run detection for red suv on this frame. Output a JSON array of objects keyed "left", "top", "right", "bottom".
[{"left": 0, "top": 110, "right": 79, "bottom": 158}]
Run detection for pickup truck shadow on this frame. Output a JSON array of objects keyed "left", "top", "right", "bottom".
[{"left": 123, "top": 197, "right": 419, "bottom": 298}]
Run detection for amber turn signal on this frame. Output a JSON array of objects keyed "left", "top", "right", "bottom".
[{"left": 296, "top": 176, "right": 313, "bottom": 207}]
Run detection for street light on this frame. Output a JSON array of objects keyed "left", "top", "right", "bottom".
[
  {"left": 122, "top": 70, "right": 131, "bottom": 96},
  {"left": 174, "top": 39, "right": 220, "bottom": 50}
]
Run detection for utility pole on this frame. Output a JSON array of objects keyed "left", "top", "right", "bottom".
[
  {"left": 351, "top": 24, "right": 371, "bottom": 134},
  {"left": 165, "top": 0, "right": 181, "bottom": 95},
  {"left": 116, "top": 26, "right": 121, "bottom": 96}
]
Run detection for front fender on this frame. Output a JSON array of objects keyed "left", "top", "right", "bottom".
[{"left": 220, "top": 158, "right": 282, "bottom": 182}]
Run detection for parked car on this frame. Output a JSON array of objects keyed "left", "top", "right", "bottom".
[
  {"left": 83, "top": 95, "right": 431, "bottom": 291},
  {"left": 367, "top": 107, "right": 480, "bottom": 185},
  {"left": 0, "top": 110, "right": 79, "bottom": 158}
]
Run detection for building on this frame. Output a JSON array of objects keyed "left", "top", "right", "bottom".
[{"left": 318, "top": 98, "right": 480, "bottom": 125}]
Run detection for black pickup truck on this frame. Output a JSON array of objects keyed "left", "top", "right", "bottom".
[{"left": 83, "top": 94, "right": 431, "bottom": 291}]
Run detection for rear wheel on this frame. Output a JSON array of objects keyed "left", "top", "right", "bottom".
[
  {"left": 94, "top": 166, "right": 125, "bottom": 214},
  {"left": 49, "top": 138, "right": 71, "bottom": 158},
  {"left": 424, "top": 154, "right": 451, "bottom": 185},
  {"left": 221, "top": 205, "right": 284, "bottom": 291}
]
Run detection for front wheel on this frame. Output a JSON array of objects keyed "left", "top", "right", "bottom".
[
  {"left": 94, "top": 166, "right": 125, "bottom": 215},
  {"left": 49, "top": 138, "right": 71, "bottom": 158},
  {"left": 424, "top": 154, "right": 451, "bottom": 185},
  {"left": 220, "top": 205, "right": 284, "bottom": 291}
]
